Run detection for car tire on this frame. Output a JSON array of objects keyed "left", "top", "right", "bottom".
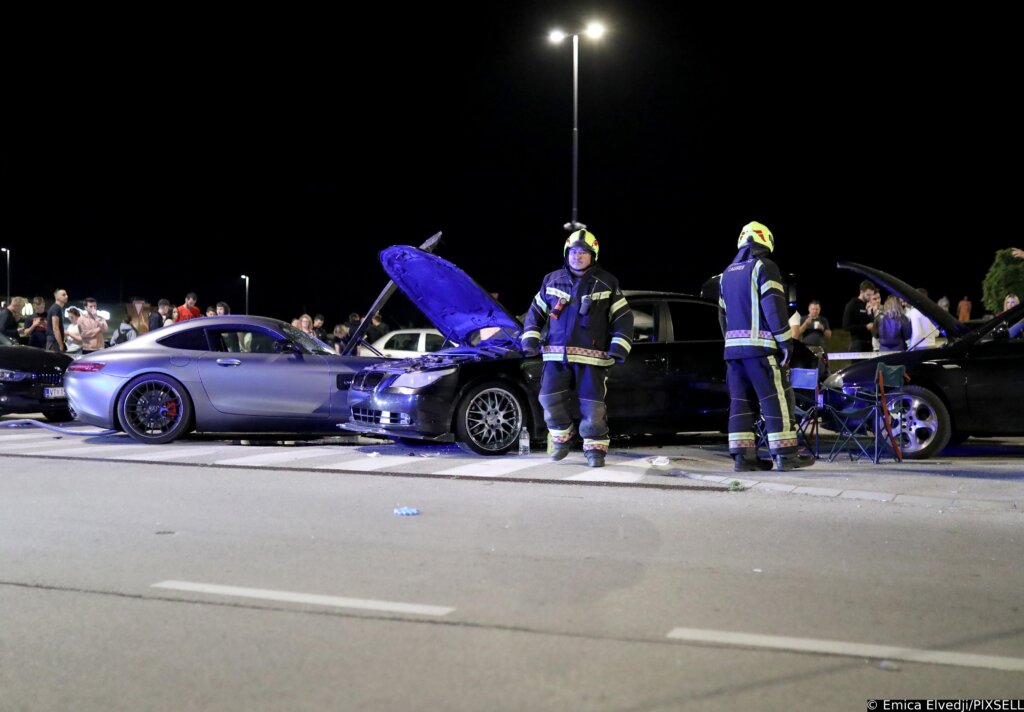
[
  {"left": 887, "top": 384, "right": 951, "bottom": 459},
  {"left": 117, "top": 373, "right": 194, "bottom": 444},
  {"left": 454, "top": 380, "right": 526, "bottom": 456},
  {"left": 42, "top": 409, "right": 74, "bottom": 423}
]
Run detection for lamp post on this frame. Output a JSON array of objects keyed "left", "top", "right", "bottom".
[
  {"left": 0, "top": 248, "right": 9, "bottom": 306},
  {"left": 240, "top": 274, "right": 250, "bottom": 315},
  {"left": 549, "top": 22, "right": 605, "bottom": 232}
]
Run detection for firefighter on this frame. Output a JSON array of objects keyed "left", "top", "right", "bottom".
[
  {"left": 521, "top": 229, "right": 633, "bottom": 467},
  {"left": 719, "top": 221, "right": 814, "bottom": 472}
]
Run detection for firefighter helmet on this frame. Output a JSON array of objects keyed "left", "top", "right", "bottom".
[
  {"left": 564, "top": 229, "right": 599, "bottom": 260},
  {"left": 737, "top": 221, "right": 774, "bottom": 252}
]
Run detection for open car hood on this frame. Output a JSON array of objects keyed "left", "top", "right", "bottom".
[
  {"left": 837, "top": 261, "right": 968, "bottom": 340},
  {"left": 379, "top": 245, "right": 522, "bottom": 345}
]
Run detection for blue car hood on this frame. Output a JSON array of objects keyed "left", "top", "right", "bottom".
[{"left": 379, "top": 245, "right": 522, "bottom": 344}]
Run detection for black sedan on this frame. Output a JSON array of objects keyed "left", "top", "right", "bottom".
[
  {"left": 342, "top": 245, "right": 819, "bottom": 455},
  {"left": 823, "top": 262, "right": 1024, "bottom": 459},
  {"left": 0, "top": 332, "right": 74, "bottom": 421}
]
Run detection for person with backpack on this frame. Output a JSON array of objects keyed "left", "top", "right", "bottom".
[
  {"left": 108, "top": 309, "right": 138, "bottom": 347},
  {"left": 874, "top": 295, "right": 912, "bottom": 352}
]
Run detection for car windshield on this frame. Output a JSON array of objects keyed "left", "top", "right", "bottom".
[{"left": 281, "top": 324, "right": 336, "bottom": 355}]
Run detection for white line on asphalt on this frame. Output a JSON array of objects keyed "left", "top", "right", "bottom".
[
  {"left": 213, "top": 447, "right": 339, "bottom": 466},
  {"left": 666, "top": 627, "right": 1024, "bottom": 672},
  {"left": 316, "top": 455, "right": 425, "bottom": 471},
  {"left": 0, "top": 431, "right": 85, "bottom": 443},
  {"left": 0, "top": 437, "right": 123, "bottom": 452},
  {"left": 119, "top": 447, "right": 230, "bottom": 461},
  {"left": 151, "top": 580, "right": 454, "bottom": 616},
  {"left": 565, "top": 468, "right": 644, "bottom": 483},
  {"left": 435, "top": 458, "right": 550, "bottom": 477}
]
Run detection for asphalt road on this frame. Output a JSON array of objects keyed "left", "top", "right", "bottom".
[{"left": 1, "top": 435, "right": 1023, "bottom": 711}]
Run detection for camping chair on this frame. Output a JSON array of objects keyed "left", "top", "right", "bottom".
[
  {"left": 825, "top": 362, "right": 907, "bottom": 464},
  {"left": 791, "top": 367, "right": 823, "bottom": 457}
]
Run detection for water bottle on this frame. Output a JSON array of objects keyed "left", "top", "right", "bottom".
[{"left": 518, "top": 427, "right": 530, "bottom": 456}]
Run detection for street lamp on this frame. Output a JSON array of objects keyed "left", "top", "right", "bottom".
[
  {"left": 549, "top": 21, "right": 605, "bottom": 232},
  {"left": 240, "top": 274, "right": 250, "bottom": 315}
]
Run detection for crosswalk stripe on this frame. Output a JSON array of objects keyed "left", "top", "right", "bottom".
[
  {"left": 213, "top": 448, "right": 339, "bottom": 467},
  {"left": 119, "top": 447, "right": 228, "bottom": 461},
  {"left": 0, "top": 431, "right": 82, "bottom": 443},
  {"left": 0, "top": 437, "right": 122, "bottom": 452},
  {"left": 564, "top": 468, "right": 644, "bottom": 483},
  {"left": 436, "top": 458, "right": 549, "bottom": 477},
  {"left": 316, "top": 455, "right": 425, "bottom": 471}
]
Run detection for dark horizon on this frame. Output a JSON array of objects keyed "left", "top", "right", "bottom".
[{"left": 4, "top": 5, "right": 1017, "bottom": 329}]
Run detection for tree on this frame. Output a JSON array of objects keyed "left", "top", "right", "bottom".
[{"left": 982, "top": 249, "right": 1024, "bottom": 314}]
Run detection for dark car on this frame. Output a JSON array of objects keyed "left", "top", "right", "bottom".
[
  {"left": 342, "top": 245, "right": 820, "bottom": 455},
  {"left": 823, "top": 261, "right": 1024, "bottom": 459},
  {"left": 0, "top": 332, "right": 74, "bottom": 421}
]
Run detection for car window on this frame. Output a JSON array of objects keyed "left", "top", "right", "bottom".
[
  {"left": 386, "top": 332, "right": 420, "bottom": 352},
  {"left": 631, "top": 303, "right": 657, "bottom": 343},
  {"left": 157, "top": 329, "right": 211, "bottom": 351},
  {"left": 665, "top": 301, "right": 722, "bottom": 342},
  {"left": 281, "top": 324, "right": 336, "bottom": 355},
  {"left": 424, "top": 332, "right": 445, "bottom": 352},
  {"left": 207, "top": 327, "right": 274, "bottom": 354}
]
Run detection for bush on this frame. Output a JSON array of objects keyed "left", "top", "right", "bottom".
[{"left": 982, "top": 249, "right": 1024, "bottom": 314}]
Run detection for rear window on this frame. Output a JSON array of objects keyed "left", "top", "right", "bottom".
[
  {"left": 666, "top": 301, "right": 722, "bottom": 342},
  {"left": 157, "top": 329, "right": 210, "bottom": 351},
  {"left": 386, "top": 332, "right": 420, "bottom": 352}
]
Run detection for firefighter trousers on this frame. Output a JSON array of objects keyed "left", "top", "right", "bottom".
[
  {"left": 538, "top": 361, "right": 610, "bottom": 453},
  {"left": 726, "top": 355, "right": 798, "bottom": 456}
]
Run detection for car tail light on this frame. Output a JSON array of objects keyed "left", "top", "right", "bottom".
[{"left": 68, "top": 362, "right": 107, "bottom": 373}]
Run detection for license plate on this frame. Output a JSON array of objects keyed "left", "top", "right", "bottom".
[{"left": 43, "top": 387, "right": 65, "bottom": 399}]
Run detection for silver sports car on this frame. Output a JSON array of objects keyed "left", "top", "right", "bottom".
[{"left": 65, "top": 315, "right": 384, "bottom": 443}]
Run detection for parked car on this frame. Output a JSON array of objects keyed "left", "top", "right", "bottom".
[
  {"left": 65, "top": 316, "right": 387, "bottom": 443},
  {"left": 360, "top": 328, "right": 450, "bottom": 359},
  {"left": 823, "top": 261, "right": 1024, "bottom": 459},
  {"left": 342, "top": 245, "right": 821, "bottom": 455},
  {"left": 0, "top": 332, "right": 74, "bottom": 421}
]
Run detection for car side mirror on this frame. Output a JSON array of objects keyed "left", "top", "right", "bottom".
[{"left": 274, "top": 340, "right": 301, "bottom": 354}]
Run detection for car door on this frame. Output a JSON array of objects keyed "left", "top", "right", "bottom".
[
  {"left": 196, "top": 325, "right": 331, "bottom": 418},
  {"left": 961, "top": 332, "right": 1024, "bottom": 433},
  {"left": 606, "top": 300, "right": 669, "bottom": 428},
  {"left": 660, "top": 299, "right": 729, "bottom": 429}
]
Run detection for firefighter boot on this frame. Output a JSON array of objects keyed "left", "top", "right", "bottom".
[
  {"left": 773, "top": 452, "right": 816, "bottom": 471},
  {"left": 585, "top": 450, "right": 606, "bottom": 468},
  {"left": 733, "top": 450, "right": 773, "bottom": 472}
]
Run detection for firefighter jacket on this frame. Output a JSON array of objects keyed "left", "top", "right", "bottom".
[
  {"left": 521, "top": 265, "right": 633, "bottom": 366},
  {"left": 717, "top": 249, "right": 792, "bottom": 360}
]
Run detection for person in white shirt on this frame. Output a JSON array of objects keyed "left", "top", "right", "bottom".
[{"left": 907, "top": 287, "right": 938, "bottom": 350}]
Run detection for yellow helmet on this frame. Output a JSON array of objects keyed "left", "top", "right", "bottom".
[
  {"left": 564, "top": 229, "right": 599, "bottom": 260},
  {"left": 737, "top": 221, "right": 774, "bottom": 252}
]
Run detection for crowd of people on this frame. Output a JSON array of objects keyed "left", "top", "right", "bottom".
[{"left": 0, "top": 290, "right": 390, "bottom": 355}]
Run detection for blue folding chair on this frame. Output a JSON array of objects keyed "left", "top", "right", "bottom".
[
  {"left": 791, "top": 367, "right": 823, "bottom": 458},
  {"left": 825, "top": 363, "right": 906, "bottom": 464}
]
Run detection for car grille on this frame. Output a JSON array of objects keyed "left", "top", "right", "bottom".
[
  {"left": 352, "top": 371, "right": 387, "bottom": 392},
  {"left": 33, "top": 372, "right": 64, "bottom": 385},
  {"left": 352, "top": 408, "right": 411, "bottom": 426}
]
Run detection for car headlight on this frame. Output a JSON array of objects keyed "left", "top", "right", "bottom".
[
  {"left": 823, "top": 372, "right": 844, "bottom": 389},
  {"left": 390, "top": 368, "right": 456, "bottom": 390},
  {"left": 0, "top": 369, "right": 32, "bottom": 382}
]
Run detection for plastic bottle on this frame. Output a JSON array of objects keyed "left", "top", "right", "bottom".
[{"left": 518, "top": 427, "right": 530, "bottom": 456}]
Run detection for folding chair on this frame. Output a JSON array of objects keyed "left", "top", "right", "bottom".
[
  {"left": 824, "top": 362, "right": 907, "bottom": 464},
  {"left": 790, "top": 367, "right": 822, "bottom": 457}
]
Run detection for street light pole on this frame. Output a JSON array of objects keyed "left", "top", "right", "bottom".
[
  {"left": 550, "top": 22, "right": 604, "bottom": 232},
  {"left": 1, "top": 248, "right": 9, "bottom": 306},
  {"left": 241, "top": 274, "right": 250, "bottom": 315}
]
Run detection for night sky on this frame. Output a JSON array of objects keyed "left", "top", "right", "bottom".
[{"left": 6, "top": 5, "right": 1017, "bottom": 329}]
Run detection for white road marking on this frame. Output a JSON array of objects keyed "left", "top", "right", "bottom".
[
  {"left": 0, "top": 431, "right": 82, "bottom": 442},
  {"left": 119, "top": 447, "right": 229, "bottom": 461},
  {"left": 436, "top": 458, "right": 549, "bottom": 477},
  {"left": 151, "top": 580, "right": 454, "bottom": 616},
  {"left": 666, "top": 627, "right": 1024, "bottom": 672},
  {"left": 316, "top": 455, "right": 425, "bottom": 471},
  {"left": 0, "top": 437, "right": 123, "bottom": 452},
  {"left": 565, "top": 468, "right": 644, "bottom": 483},
  {"left": 214, "top": 448, "right": 339, "bottom": 467}
]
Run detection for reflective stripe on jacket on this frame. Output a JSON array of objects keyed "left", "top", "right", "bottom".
[
  {"left": 718, "top": 255, "right": 791, "bottom": 359},
  {"left": 521, "top": 265, "right": 633, "bottom": 366}
]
